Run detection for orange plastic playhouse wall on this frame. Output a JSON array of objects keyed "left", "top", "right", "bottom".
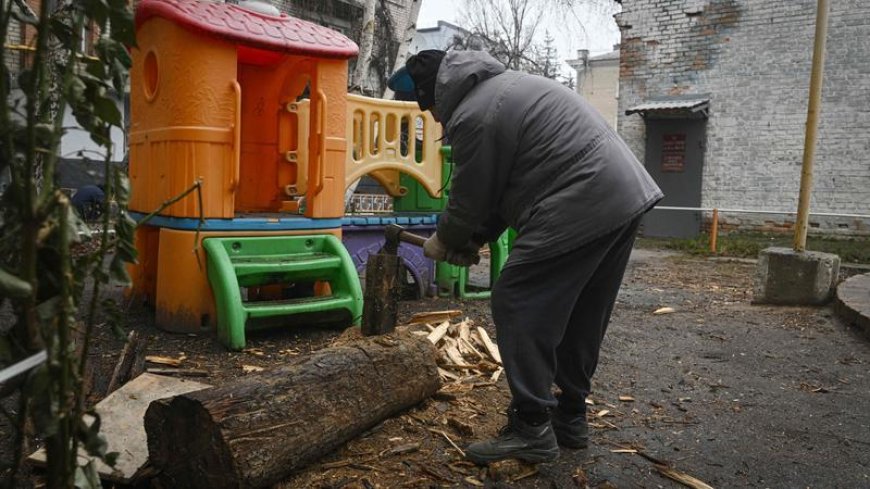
[
  {"left": 235, "top": 56, "right": 315, "bottom": 212},
  {"left": 305, "top": 59, "right": 349, "bottom": 219},
  {"left": 129, "top": 18, "right": 238, "bottom": 219}
]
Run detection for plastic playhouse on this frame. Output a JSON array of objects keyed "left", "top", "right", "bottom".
[{"left": 127, "top": 0, "right": 508, "bottom": 350}]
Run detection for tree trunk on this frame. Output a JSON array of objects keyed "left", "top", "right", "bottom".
[
  {"left": 144, "top": 332, "right": 441, "bottom": 489},
  {"left": 382, "top": 0, "right": 423, "bottom": 99},
  {"left": 350, "top": 0, "right": 377, "bottom": 93}
]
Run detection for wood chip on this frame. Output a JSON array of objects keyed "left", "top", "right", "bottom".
[
  {"left": 405, "top": 310, "right": 462, "bottom": 326},
  {"left": 146, "top": 368, "right": 208, "bottom": 377},
  {"left": 145, "top": 355, "right": 184, "bottom": 367},
  {"left": 428, "top": 428, "right": 465, "bottom": 457},
  {"left": 321, "top": 460, "right": 352, "bottom": 470},
  {"left": 463, "top": 477, "right": 484, "bottom": 487},
  {"left": 611, "top": 448, "right": 638, "bottom": 454},
  {"left": 438, "top": 362, "right": 480, "bottom": 371},
  {"left": 458, "top": 320, "right": 471, "bottom": 342},
  {"left": 427, "top": 321, "right": 452, "bottom": 345},
  {"left": 619, "top": 395, "right": 636, "bottom": 402},
  {"left": 458, "top": 337, "right": 485, "bottom": 359},
  {"left": 653, "top": 307, "right": 676, "bottom": 315},
  {"left": 654, "top": 465, "right": 714, "bottom": 489},
  {"left": 475, "top": 327, "right": 502, "bottom": 365},
  {"left": 380, "top": 442, "right": 420, "bottom": 457},
  {"left": 447, "top": 417, "right": 474, "bottom": 437},
  {"left": 596, "top": 409, "right": 611, "bottom": 417},
  {"left": 490, "top": 367, "right": 503, "bottom": 383},
  {"left": 438, "top": 367, "right": 460, "bottom": 381},
  {"left": 242, "top": 365, "right": 264, "bottom": 373},
  {"left": 445, "top": 344, "right": 470, "bottom": 367}
]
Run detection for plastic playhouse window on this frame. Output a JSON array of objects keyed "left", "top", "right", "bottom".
[
  {"left": 369, "top": 113, "right": 381, "bottom": 156},
  {"left": 414, "top": 115, "right": 425, "bottom": 163},
  {"left": 400, "top": 115, "right": 410, "bottom": 158},
  {"left": 143, "top": 50, "right": 159, "bottom": 101}
]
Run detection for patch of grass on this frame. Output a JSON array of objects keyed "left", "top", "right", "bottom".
[{"left": 636, "top": 232, "right": 870, "bottom": 264}]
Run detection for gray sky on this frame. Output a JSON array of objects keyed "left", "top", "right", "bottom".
[{"left": 416, "top": 0, "right": 621, "bottom": 77}]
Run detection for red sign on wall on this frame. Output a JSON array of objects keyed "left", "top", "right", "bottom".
[{"left": 661, "top": 134, "right": 687, "bottom": 172}]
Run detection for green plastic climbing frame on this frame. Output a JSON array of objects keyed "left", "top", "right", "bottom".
[
  {"left": 437, "top": 229, "right": 515, "bottom": 300},
  {"left": 203, "top": 234, "right": 363, "bottom": 350},
  {"left": 393, "top": 146, "right": 453, "bottom": 212}
]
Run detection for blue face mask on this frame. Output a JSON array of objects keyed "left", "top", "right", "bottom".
[{"left": 387, "top": 66, "right": 416, "bottom": 94}]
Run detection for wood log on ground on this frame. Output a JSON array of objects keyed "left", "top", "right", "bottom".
[{"left": 144, "top": 332, "right": 441, "bottom": 489}]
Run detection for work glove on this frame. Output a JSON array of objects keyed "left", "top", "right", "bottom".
[
  {"left": 446, "top": 241, "right": 482, "bottom": 267},
  {"left": 423, "top": 233, "right": 448, "bottom": 261}
]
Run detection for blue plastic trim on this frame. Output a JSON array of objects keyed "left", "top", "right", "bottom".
[
  {"left": 130, "top": 212, "right": 440, "bottom": 231},
  {"left": 129, "top": 212, "right": 344, "bottom": 231},
  {"left": 341, "top": 214, "right": 439, "bottom": 226}
]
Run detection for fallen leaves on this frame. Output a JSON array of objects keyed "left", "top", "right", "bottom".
[{"left": 799, "top": 382, "right": 830, "bottom": 393}]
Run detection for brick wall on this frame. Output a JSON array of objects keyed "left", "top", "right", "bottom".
[{"left": 617, "top": 0, "right": 870, "bottom": 235}]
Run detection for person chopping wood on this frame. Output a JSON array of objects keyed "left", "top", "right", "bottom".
[{"left": 388, "top": 49, "right": 663, "bottom": 465}]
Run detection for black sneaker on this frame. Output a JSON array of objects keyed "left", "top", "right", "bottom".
[
  {"left": 465, "top": 411, "right": 559, "bottom": 465},
  {"left": 551, "top": 408, "right": 589, "bottom": 449}
]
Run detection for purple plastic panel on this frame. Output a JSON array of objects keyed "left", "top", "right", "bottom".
[{"left": 341, "top": 215, "right": 438, "bottom": 298}]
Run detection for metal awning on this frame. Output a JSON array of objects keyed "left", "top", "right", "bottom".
[{"left": 626, "top": 96, "right": 710, "bottom": 118}]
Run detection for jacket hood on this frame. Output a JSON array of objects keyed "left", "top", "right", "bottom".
[{"left": 434, "top": 50, "right": 507, "bottom": 124}]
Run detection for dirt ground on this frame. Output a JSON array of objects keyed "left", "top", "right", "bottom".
[{"left": 4, "top": 249, "right": 870, "bottom": 488}]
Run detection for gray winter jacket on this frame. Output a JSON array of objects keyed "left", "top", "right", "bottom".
[{"left": 433, "top": 50, "right": 663, "bottom": 265}]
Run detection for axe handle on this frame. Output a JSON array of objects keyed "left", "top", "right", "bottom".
[{"left": 397, "top": 231, "right": 427, "bottom": 248}]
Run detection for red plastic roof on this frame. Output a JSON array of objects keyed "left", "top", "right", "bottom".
[{"left": 136, "top": 0, "right": 359, "bottom": 59}]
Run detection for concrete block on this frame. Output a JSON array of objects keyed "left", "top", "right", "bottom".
[{"left": 753, "top": 247, "right": 840, "bottom": 305}]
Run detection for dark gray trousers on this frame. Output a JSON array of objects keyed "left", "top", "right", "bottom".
[{"left": 491, "top": 216, "right": 641, "bottom": 415}]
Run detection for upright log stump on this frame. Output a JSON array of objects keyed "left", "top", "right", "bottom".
[
  {"left": 362, "top": 252, "right": 402, "bottom": 336},
  {"left": 144, "top": 333, "right": 440, "bottom": 489}
]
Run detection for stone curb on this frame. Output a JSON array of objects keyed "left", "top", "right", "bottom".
[{"left": 835, "top": 273, "right": 870, "bottom": 340}]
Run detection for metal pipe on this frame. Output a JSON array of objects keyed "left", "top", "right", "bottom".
[
  {"left": 794, "top": 0, "right": 831, "bottom": 252},
  {"left": 0, "top": 350, "right": 47, "bottom": 385},
  {"left": 710, "top": 208, "right": 719, "bottom": 253}
]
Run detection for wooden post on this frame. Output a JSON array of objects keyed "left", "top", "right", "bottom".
[
  {"left": 794, "top": 0, "right": 830, "bottom": 252},
  {"left": 710, "top": 208, "right": 719, "bottom": 253}
]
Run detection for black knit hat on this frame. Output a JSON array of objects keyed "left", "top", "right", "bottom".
[{"left": 405, "top": 50, "right": 446, "bottom": 111}]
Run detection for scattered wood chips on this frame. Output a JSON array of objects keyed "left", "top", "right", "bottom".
[{"left": 419, "top": 318, "right": 503, "bottom": 383}]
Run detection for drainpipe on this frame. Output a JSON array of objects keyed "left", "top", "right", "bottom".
[{"left": 794, "top": 0, "right": 830, "bottom": 252}]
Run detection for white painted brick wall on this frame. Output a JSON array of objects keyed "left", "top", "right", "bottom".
[{"left": 617, "top": 0, "right": 870, "bottom": 235}]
